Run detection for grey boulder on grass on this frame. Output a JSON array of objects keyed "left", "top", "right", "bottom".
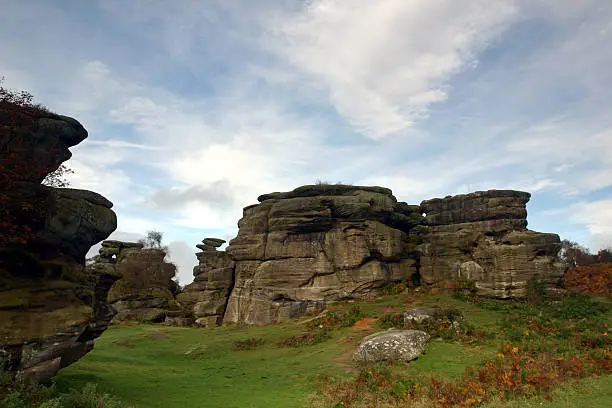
[{"left": 353, "top": 329, "right": 430, "bottom": 364}]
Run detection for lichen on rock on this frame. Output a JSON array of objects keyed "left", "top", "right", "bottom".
[
  {"left": 353, "top": 329, "right": 430, "bottom": 364},
  {"left": 0, "top": 107, "right": 117, "bottom": 384}
]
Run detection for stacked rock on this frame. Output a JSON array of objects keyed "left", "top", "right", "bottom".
[
  {"left": 96, "top": 240, "right": 143, "bottom": 262},
  {"left": 176, "top": 238, "right": 234, "bottom": 327},
  {"left": 196, "top": 238, "right": 226, "bottom": 252}
]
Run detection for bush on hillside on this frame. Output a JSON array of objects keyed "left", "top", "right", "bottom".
[
  {"left": 278, "top": 306, "right": 363, "bottom": 348},
  {"left": 564, "top": 263, "right": 612, "bottom": 298},
  {"left": 233, "top": 337, "right": 265, "bottom": 351},
  {"left": 0, "top": 80, "right": 68, "bottom": 247},
  {"left": 0, "top": 376, "right": 132, "bottom": 408},
  {"left": 312, "top": 293, "right": 612, "bottom": 408}
]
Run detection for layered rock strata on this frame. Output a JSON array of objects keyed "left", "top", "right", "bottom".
[
  {"left": 223, "top": 185, "right": 424, "bottom": 325},
  {"left": 419, "top": 190, "right": 566, "bottom": 298},
  {"left": 0, "top": 108, "right": 117, "bottom": 383},
  {"left": 177, "top": 238, "right": 234, "bottom": 327},
  {"left": 91, "top": 241, "right": 180, "bottom": 323},
  {"left": 177, "top": 187, "right": 566, "bottom": 327}
]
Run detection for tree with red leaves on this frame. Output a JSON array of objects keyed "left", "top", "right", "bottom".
[{"left": 1, "top": 78, "right": 75, "bottom": 247}]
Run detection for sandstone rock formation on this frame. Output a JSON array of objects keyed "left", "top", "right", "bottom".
[
  {"left": 420, "top": 190, "right": 566, "bottom": 298},
  {"left": 223, "top": 185, "right": 424, "bottom": 325},
  {"left": 177, "top": 238, "right": 234, "bottom": 327},
  {"left": 177, "top": 187, "right": 565, "bottom": 328},
  {"left": 89, "top": 241, "right": 180, "bottom": 324},
  {"left": 0, "top": 107, "right": 117, "bottom": 383},
  {"left": 353, "top": 329, "right": 430, "bottom": 364}
]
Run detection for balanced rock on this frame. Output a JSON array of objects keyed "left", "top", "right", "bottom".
[
  {"left": 176, "top": 241, "right": 235, "bottom": 327},
  {"left": 0, "top": 107, "right": 117, "bottom": 384},
  {"left": 353, "top": 329, "right": 430, "bottom": 364},
  {"left": 419, "top": 190, "right": 566, "bottom": 298},
  {"left": 202, "top": 238, "right": 226, "bottom": 248}
]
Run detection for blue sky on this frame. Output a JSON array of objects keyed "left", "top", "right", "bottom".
[{"left": 2, "top": 0, "right": 611, "bottom": 284}]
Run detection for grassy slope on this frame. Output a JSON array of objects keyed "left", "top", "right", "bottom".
[{"left": 57, "top": 291, "right": 611, "bottom": 408}]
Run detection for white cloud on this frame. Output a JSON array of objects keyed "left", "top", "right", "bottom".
[
  {"left": 266, "top": 0, "right": 519, "bottom": 139},
  {"left": 84, "top": 140, "right": 163, "bottom": 150},
  {"left": 166, "top": 240, "right": 198, "bottom": 285},
  {"left": 568, "top": 199, "right": 612, "bottom": 250}
]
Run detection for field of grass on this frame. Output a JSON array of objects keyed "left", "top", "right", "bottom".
[{"left": 50, "top": 289, "right": 611, "bottom": 408}]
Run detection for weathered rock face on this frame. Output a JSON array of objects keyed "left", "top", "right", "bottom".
[
  {"left": 223, "top": 185, "right": 424, "bottom": 325},
  {"left": 0, "top": 108, "right": 117, "bottom": 383},
  {"left": 177, "top": 187, "right": 566, "bottom": 327},
  {"left": 93, "top": 241, "right": 179, "bottom": 324},
  {"left": 176, "top": 238, "right": 235, "bottom": 327},
  {"left": 419, "top": 190, "right": 566, "bottom": 298}
]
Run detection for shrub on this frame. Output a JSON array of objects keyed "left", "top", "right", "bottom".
[
  {"left": 60, "top": 383, "right": 127, "bottom": 408},
  {"left": 313, "top": 334, "right": 611, "bottom": 407},
  {"left": 526, "top": 276, "right": 548, "bottom": 305},
  {"left": 279, "top": 306, "right": 364, "bottom": 347},
  {"left": 451, "top": 279, "right": 478, "bottom": 301},
  {"left": 232, "top": 337, "right": 265, "bottom": 351},
  {"left": 426, "top": 345, "right": 612, "bottom": 407},
  {"left": 378, "top": 313, "right": 404, "bottom": 330},
  {"left": 276, "top": 328, "right": 332, "bottom": 348},
  {"left": 383, "top": 281, "right": 407, "bottom": 295},
  {"left": 564, "top": 263, "right": 612, "bottom": 298},
  {"left": 0, "top": 377, "right": 132, "bottom": 408},
  {"left": 378, "top": 309, "right": 486, "bottom": 343},
  {"left": 305, "top": 306, "right": 363, "bottom": 331}
]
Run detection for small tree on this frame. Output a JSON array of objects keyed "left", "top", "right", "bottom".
[
  {"left": 42, "top": 163, "right": 74, "bottom": 188},
  {"left": 596, "top": 247, "right": 612, "bottom": 263},
  {"left": 138, "top": 230, "right": 165, "bottom": 249},
  {"left": 1, "top": 78, "right": 55, "bottom": 246},
  {"left": 560, "top": 239, "right": 596, "bottom": 267}
]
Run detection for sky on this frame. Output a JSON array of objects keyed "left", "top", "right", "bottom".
[{"left": 1, "top": 0, "right": 611, "bottom": 285}]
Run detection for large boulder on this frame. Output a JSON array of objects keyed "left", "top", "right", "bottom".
[
  {"left": 0, "top": 107, "right": 117, "bottom": 384},
  {"left": 353, "top": 329, "right": 430, "bottom": 364},
  {"left": 223, "top": 185, "right": 424, "bottom": 325},
  {"left": 419, "top": 190, "right": 566, "bottom": 297}
]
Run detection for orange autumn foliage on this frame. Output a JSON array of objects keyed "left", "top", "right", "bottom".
[{"left": 564, "top": 263, "right": 612, "bottom": 298}]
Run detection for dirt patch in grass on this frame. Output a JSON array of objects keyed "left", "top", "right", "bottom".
[
  {"left": 351, "top": 317, "right": 378, "bottom": 332},
  {"left": 334, "top": 318, "right": 380, "bottom": 373},
  {"left": 334, "top": 344, "right": 360, "bottom": 373},
  {"left": 112, "top": 337, "right": 136, "bottom": 348},
  {"left": 147, "top": 331, "right": 170, "bottom": 339}
]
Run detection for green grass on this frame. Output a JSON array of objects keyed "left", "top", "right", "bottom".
[
  {"left": 57, "top": 323, "right": 347, "bottom": 408},
  {"left": 54, "top": 290, "right": 611, "bottom": 408}
]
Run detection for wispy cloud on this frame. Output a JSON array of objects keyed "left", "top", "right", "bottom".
[{"left": 265, "top": 0, "right": 519, "bottom": 139}]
